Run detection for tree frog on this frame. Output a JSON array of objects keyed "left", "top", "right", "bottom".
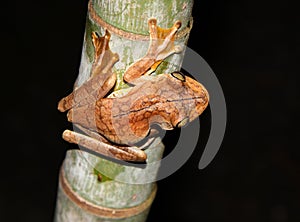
[{"left": 58, "top": 19, "right": 209, "bottom": 162}]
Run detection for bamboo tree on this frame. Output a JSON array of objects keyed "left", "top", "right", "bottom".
[{"left": 54, "top": 0, "right": 194, "bottom": 221}]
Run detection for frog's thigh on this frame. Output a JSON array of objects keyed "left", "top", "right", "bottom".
[{"left": 62, "top": 130, "right": 146, "bottom": 162}]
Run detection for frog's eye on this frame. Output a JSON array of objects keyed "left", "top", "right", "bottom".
[
  {"left": 176, "top": 117, "right": 189, "bottom": 128},
  {"left": 171, "top": 71, "right": 186, "bottom": 82}
]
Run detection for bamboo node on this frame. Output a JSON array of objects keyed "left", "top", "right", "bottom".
[
  {"left": 59, "top": 167, "right": 157, "bottom": 219},
  {"left": 88, "top": 0, "right": 193, "bottom": 41}
]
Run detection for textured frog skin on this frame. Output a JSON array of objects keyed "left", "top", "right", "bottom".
[
  {"left": 67, "top": 74, "right": 208, "bottom": 145},
  {"left": 58, "top": 19, "right": 209, "bottom": 161}
]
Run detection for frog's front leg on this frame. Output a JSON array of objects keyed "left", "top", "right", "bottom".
[
  {"left": 62, "top": 126, "right": 147, "bottom": 162},
  {"left": 124, "top": 19, "right": 183, "bottom": 83}
]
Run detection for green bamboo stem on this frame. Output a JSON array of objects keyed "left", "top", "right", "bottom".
[{"left": 54, "top": 0, "right": 194, "bottom": 221}]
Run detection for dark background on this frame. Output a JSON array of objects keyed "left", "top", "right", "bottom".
[{"left": 2, "top": 0, "right": 299, "bottom": 221}]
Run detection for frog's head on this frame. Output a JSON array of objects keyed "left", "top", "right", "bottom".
[{"left": 167, "top": 71, "right": 209, "bottom": 128}]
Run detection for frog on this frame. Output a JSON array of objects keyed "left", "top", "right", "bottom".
[{"left": 58, "top": 18, "right": 209, "bottom": 162}]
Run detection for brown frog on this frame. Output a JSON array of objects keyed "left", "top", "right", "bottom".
[{"left": 58, "top": 19, "right": 209, "bottom": 162}]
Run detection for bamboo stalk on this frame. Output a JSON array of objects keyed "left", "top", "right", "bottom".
[{"left": 54, "top": 0, "right": 194, "bottom": 221}]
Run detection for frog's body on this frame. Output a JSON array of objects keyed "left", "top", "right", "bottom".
[
  {"left": 67, "top": 74, "right": 208, "bottom": 146},
  {"left": 58, "top": 19, "right": 209, "bottom": 162}
]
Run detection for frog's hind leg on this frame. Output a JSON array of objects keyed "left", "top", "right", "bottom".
[{"left": 62, "top": 126, "right": 147, "bottom": 162}]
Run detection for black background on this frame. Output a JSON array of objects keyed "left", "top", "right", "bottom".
[{"left": 3, "top": 0, "right": 299, "bottom": 221}]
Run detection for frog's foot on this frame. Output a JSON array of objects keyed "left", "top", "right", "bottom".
[
  {"left": 62, "top": 127, "right": 147, "bottom": 162},
  {"left": 147, "top": 18, "right": 183, "bottom": 60},
  {"left": 124, "top": 19, "right": 183, "bottom": 83},
  {"left": 57, "top": 30, "right": 118, "bottom": 112},
  {"left": 91, "top": 30, "right": 119, "bottom": 78},
  {"left": 91, "top": 30, "right": 110, "bottom": 61}
]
